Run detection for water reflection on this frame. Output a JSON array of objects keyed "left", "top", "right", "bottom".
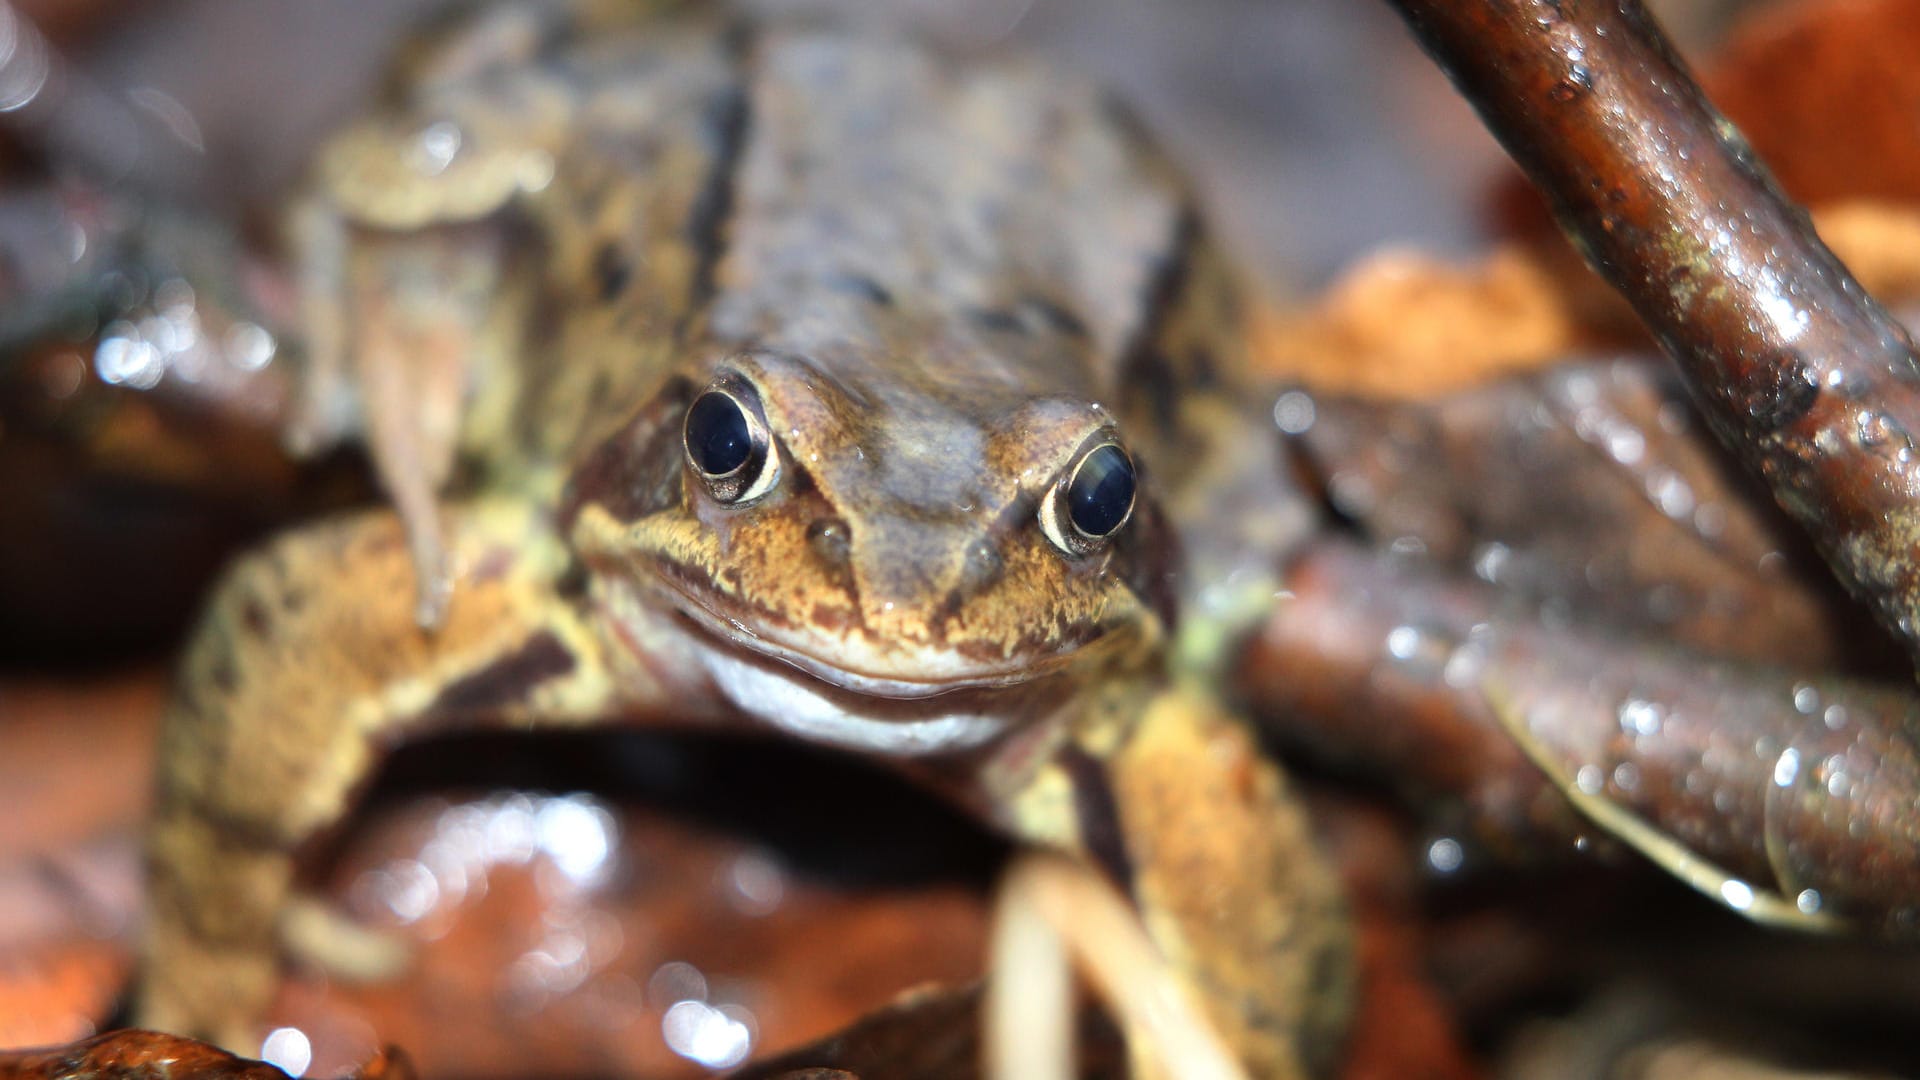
[
  {"left": 352, "top": 792, "right": 617, "bottom": 931},
  {"left": 259, "top": 1026, "right": 313, "bottom": 1078}
]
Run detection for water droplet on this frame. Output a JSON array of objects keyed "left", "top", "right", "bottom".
[
  {"left": 1612, "top": 762, "right": 1640, "bottom": 792},
  {"left": 0, "top": 6, "right": 51, "bottom": 114},
  {"left": 1441, "top": 642, "right": 1484, "bottom": 690},
  {"left": 1720, "top": 879, "right": 1755, "bottom": 911},
  {"left": 1562, "top": 371, "right": 1599, "bottom": 406},
  {"left": 94, "top": 325, "right": 163, "bottom": 390},
  {"left": 1823, "top": 704, "right": 1849, "bottom": 731},
  {"left": 378, "top": 860, "right": 440, "bottom": 923},
  {"left": 260, "top": 1028, "right": 313, "bottom": 1078},
  {"left": 1426, "top": 837, "right": 1464, "bottom": 874},
  {"left": 484, "top": 795, "right": 539, "bottom": 864},
  {"left": 1791, "top": 683, "right": 1820, "bottom": 715},
  {"left": 537, "top": 795, "right": 616, "bottom": 885},
  {"left": 153, "top": 278, "right": 195, "bottom": 318},
  {"left": 1472, "top": 542, "right": 1511, "bottom": 584},
  {"left": 1385, "top": 625, "right": 1422, "bottom": 661},
  {"left": 662, "top": 1000, "right": 755, "bottom": 1069},
  {"left": 1272, "top": 390, "right": 1316, "bottom": 434},
  {"left": 725, "top": 852, "right": 786, "bottom": 917},
  {"left": 1647, "top": 469, "right": 1696, "bottom": 519},
  {"left": 1576, "top": 765, "right": 1605, "bottom": 795},
  {"left": 1618, "top": 698, "right": 1663, "bottom": 736},
  {"left": 1773, "top": 748, "right": 1801, "bottom": 788},
  {"left": 412, "top": 120, "right": 464, "bottom": 176},
  {"left": 1854, "top": 408, "right": 1899, "bottom": 449},
  {"left": 224, "top": 322, "right": 277, "bottom": 371},
  {"left": 648, "top": 961, "right": 708, "bottom": 1009},
  {"left": 1796, "top": 888, "right": 1823, "bottom": 915},
  {"left": 1606, "top": 425, "right": 1646, "bottom": 465}
]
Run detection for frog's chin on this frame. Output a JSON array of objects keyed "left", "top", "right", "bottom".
[{"left": 691, "top": 640, "right": 1015, "bottom": 756}]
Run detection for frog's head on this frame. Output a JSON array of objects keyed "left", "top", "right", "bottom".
[{"left": 564, "top": 347, "right": 1172, "bottom": 753}]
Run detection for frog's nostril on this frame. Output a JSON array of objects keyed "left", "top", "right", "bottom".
[
  {"left": 807, "top": 516, "right": 853, "bottom": 568},
  {"left": 958, "top": 539, "right": 1004, "bottom": 596}
]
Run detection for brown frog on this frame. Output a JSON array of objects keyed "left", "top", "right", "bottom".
[{"left": 138, "top": 9, "right": 1351, "bottom": 1076}]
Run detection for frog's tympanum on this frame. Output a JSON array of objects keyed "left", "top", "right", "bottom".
[{"left": 140, "top": 10, "right": 1352, "bottom": 1076}]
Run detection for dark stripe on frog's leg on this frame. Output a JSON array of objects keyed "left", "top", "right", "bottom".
[
  {"left": 138, "top": 501, "right": 691, "bottom": 1046},
  {"left": 426, "top": 631, "right": 577, "bottom": 717},
  {"left": 1054, "top": 742, "right": 1138, "bottom": 901}
]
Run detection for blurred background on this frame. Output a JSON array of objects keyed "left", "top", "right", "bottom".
[{"left": 9, "top": 1, "right": 1920, "bottom": 1078}]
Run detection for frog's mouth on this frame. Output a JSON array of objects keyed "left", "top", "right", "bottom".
[
  {"left": 658, "top": 578, "right": 1083, "bottom": 699},
  {"left": 598, "top": 575, "right": 1093, "bottom": 756}
]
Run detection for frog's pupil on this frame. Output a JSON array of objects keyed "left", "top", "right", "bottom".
[
  {"left": 1067, "top": 444, "right": 1135, "bottom": 538},
  {"left": 687, "top": 391, "right": 753, "bottom": 476}
]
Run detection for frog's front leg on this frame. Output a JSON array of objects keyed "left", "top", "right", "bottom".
[
  {"left": 138, "top": 499, "right": 715, "bottom": 1047},
  {"left": 996, "top": 687, "right": 1353, "bottom": 1079}
]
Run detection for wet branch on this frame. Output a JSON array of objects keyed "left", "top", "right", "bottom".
[{"left": 1384, "top": 0, "right": 1920, "bottom": 670}]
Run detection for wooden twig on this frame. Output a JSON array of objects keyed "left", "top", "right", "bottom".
[{"left": 1386, "top": 0, "right": 1920, "bottom": 670}]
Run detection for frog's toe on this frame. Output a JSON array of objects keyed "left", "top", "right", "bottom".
[{"left": 279, "top": 893, "right": 413, "bottom": 984}]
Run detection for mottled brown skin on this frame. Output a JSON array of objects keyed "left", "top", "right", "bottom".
[{"left": 140, "top": 12, "right": 1349, "bottom": 1075}]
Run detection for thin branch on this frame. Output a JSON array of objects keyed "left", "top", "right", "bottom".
[{"left": 1385, "top": 0, "right": 1920, "bottom": 669}]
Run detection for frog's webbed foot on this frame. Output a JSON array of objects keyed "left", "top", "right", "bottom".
[
  {"left": 138, "top": 500, "right": 694, "bottom": 1046},
  {"left": 997, "top": 688, "right": 1353, "bottom": 1079}
]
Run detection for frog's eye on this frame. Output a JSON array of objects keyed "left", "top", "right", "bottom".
[
  {"left": 684, "top": 382, "right": 781, "bottom": 503},
  {"left": 1041, "top": 441, "right": 1136, "bottom": 555}
]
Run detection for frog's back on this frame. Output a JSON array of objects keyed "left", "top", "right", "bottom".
[{"left": 328, "top": 11, "right": 1244, "bottom": 483}]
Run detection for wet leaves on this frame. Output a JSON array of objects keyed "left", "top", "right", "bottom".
[{"left": 0, "top": 1031, "right": 413, "bottom": 1080}]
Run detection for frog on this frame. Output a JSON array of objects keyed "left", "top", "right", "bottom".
[{"left": 134, "top": 8, "right": 1353, "bottom": 1076}]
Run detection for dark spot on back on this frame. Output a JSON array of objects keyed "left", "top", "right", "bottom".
[
  {"left": 824, "top": 271, "right": 894, "bottom": 307},
  {"left": 967, "top": 307, "right": 1027, "bottom": 336},
  {"left": 593, "top": 242, "right": 632, "bottom": 300},
  {"left": 1021, "top": 294, "right": 1090, "bottom": 338},
  {"left": 240, "top": 596, "right": 270, "bottom": 637},
  {"left": 1123, "top": 348, "right": 1181, "bottom": 429},
  {"left": 680, "top": 82, "right": 751, "bottom": 325}
]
